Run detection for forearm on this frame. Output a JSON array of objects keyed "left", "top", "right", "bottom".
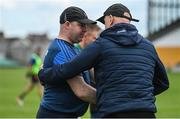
[
  {"left": 67, "top": 76, "right": 96, "bottom": 104},
  {"left": 80, "top": 82, "right": 96, "bottom": 104}
]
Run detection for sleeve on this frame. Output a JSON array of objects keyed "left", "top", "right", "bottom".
[
  {"left": 38, "top": 40, "right": 102, "bottom": 84},
  {"left": 30, "top": 58, "right": 36, "bottom": 65},
  {"left": 153, "top": 48, "right": 169, "bottom": 95},
  {"left": 39, "top": 49, "right": 74, "bottom": 85}
]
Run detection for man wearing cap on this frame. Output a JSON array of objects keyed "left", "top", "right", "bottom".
[
  {"left": 38, "top": 3, "right": 169, "bottom": 118},
  {"left": 36, "top": 6, "right": 97, "bottom": 118}
]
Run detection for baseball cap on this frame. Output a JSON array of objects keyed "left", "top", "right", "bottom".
[
  {"left": 97, "top": 3, "right": 139, "bottom": 24},
  {"left": 60, "top": 6, "right": 97, "bottom": 24}
]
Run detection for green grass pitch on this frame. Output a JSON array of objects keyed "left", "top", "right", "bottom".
[{"left": 0, "top": 68, "right": 179, "bottom": 118}]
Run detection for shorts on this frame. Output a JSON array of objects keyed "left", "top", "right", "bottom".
[{"left": 30, "top": 75, "right": 39, "bottom": 84}]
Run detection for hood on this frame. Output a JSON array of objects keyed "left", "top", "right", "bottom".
[{"left": 100, "top": 23, "right": 143, "bottom": 46}]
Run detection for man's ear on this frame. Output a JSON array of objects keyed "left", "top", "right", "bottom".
[
  {"left": 124, "top": 12, "right": 131, "bottom": 18},
  {"left": 83, "top": 32, "right": 89, "bottom": 40},
  {"left": 109, "top": 15, "right": 114, "bottom": 26},
  {"left": 64, "top": 21, "right": 71, "bottom": 29}
]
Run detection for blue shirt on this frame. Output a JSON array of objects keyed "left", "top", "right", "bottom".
[{"left": 40, "top": 38, "right": 90, "bottom": 116}]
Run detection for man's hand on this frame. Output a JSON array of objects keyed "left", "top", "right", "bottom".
[{"left": 67, "top": 75, "right": 96, "bottom": 104}]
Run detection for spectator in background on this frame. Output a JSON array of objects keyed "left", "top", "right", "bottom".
[{"left": 16, "top": 47, "right": 43, "bottom": 106}]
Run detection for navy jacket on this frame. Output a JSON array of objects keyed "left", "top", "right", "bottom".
[{"left": 38, "top": 23, "right": 169, "bottom": 117}]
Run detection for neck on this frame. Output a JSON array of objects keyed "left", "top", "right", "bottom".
[
  {"left": 58, "top": 32, "right": 73, "bottom": 44},
  {"left": 112, "top": 17, "right": 130, "bottom": 25}
]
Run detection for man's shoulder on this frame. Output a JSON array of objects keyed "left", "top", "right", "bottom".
[
  {"left": 43, "top": 38, "right": 62, "bottom": 68},
  {"left": 48, "top": 38, "right": 61, "bottom": 51},
  {"left": 140, "top": 37, "right": 153, "bottom": 45},
  {"left": 140, "top": 37, "right": 155, "bottom": 49},
  {"left": 46, "top": 38, "right": 72, "bottom": 54}
]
